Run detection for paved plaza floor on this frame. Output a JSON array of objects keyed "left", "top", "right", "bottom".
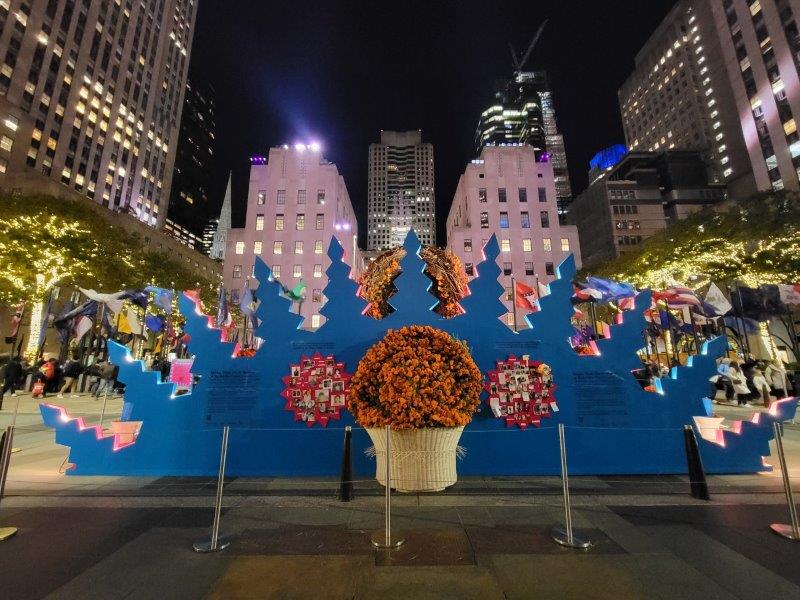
[{"left": 1, "top": 393, "right": 800, "bottom": 599}]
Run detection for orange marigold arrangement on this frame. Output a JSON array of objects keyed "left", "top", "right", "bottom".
[
  {"left": 359, "top": 246, "right": 468, "bottom": 319},
  {"left": 349, "top": 325, "right": 483, "bottom": 429}
]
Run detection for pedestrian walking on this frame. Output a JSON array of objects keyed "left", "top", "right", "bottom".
[
  {"left": 765, "top": 359, "right": 788, "bottom": 400},
  {"left": 58, "top": 355, "right": 83, "bottom": 398},
  {"left": 728, "top": 362, "right": 752, "bottom": 406},
  {"left": 0, "top": 355, "right": 22, "bottom": 409},
  {"left": 751, "top": 368, "right": 771, "bottom": 407},
  {"left": 92, "top": 360, "right": 116, "bottom": 399}
]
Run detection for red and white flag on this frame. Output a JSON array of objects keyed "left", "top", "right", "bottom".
[
  {"left": 9, "top": 302, "right": 24, "bottom": 338},
  {"left": 514, "top": 281, "right": 537, "bottom": 311}
]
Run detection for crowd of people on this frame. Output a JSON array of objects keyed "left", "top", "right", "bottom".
[
  {"left": 712, "top": 354, "right": 792, "bottom": 408},
  {"left": 0, "top": 354, "right": 125, "bottom": 408}
]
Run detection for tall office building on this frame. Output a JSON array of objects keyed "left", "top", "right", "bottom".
[
  {"left": 476, "top": 72, "right": 573, "bottom": 214},
  {"left": 367, "top": 130, "right": 435, "bottom": 250},
  {"left": 710, "top": 0, "right": 800, "bottom": 191},
  {"left": 166, "top": 68, "right": 216, "bottom": 236},
  {"left": 446, "top": 145, "right": 581, "bottom": 327},
  {"left": 223, "top": 145, "right": 360, "bottom": 330},
  {"left": 210, "top": 172, "right": 231, "bottom": 261},
  {"left": 619, "top": 0, "right": 800, "bottom": 198},
  {"left": 0, "top": 0, "right": 197, "bottom": 228}
]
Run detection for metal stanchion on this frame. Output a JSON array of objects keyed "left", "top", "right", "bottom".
[
  {"left": 193, "top": 426, "right": 231, "bottom": 552},
  {"left": 0, "top": 427, "right": 18, "bottom": 541},
  {"left": 99, "top": 386, "right": 111, "bottom": 430},
  {"left": 551, "top": 424, "right": 592, "bottom": 549},
  {"left": 9, "top": 392, "right": 21, "bottom": 454},
  {"left": 371, "top": 425, "right": 404, "bottom": 549},
  {"left": 770, "top": 421, "right": 800, "bottom": 541}
]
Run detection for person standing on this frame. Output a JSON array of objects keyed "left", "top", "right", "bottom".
[
  {"left": 92, "top": 360, "right": 115, "bottom": 399},
  {"left": 58, "top": 355, "right": 82, "bottom": 398},
  {"left": 0, "top": 356, "right": 22, "bottom": 409},
  {"left": 728, "top": 362, "right": 752, "bottom": 406},
  {"left": 751, "top": 368, "right": 771, "bottom": 407},
  {"left": 765, "top": 359, "right": 788, "bottom": 400}
]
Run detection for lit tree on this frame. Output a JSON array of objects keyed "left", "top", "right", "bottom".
[{"left": 0, "top": 194, "right": 217, "bottom": 357}]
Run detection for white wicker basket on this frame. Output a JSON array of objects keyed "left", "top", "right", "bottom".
[{"left": 366, "top": 426, "right": 464, "bottom": 492}]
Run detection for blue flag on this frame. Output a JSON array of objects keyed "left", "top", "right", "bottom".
[
  {"left": 145, "top": 314, "right": 166, "bottom": 333},
  {"left": 585, "top": 277, "right": 637, "bottom": 303},
  {"left": 121, "top": 289, "right": 149, "bottom": 309},
  {"left": 145, "top": 286, "right": 174, "bottom": 313}
]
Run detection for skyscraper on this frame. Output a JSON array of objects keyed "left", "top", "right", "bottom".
[
  {"left": 210, "top": 172, "right": 232, "bottom": 262},
  {"left": 166, "top": 68, "right": 216, "bottom": 236},
  {"left": 446, "top": 145, "right": 581, "bottom": 327},
  {"left": 0, "top": 0, "right": 197, "bottom": 228},
  {"left": 367, "top": 130, "right": 435, "bottom": 251},
  {"left": 476, "top": 72, "right": 573, "bottom": 214},
  {"left": 223, "top": 145, "right": 360, "bottom": 330}
]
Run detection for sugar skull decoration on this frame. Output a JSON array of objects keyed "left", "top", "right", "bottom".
[
  {"left": 484, "top": 355, "right": 558, "bottom": 429},
  {"left": 282, "top": 352, "right": 351, "bottom": 427}
]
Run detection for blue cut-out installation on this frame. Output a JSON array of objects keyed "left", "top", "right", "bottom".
[{"left": 40, "top": 231, "right": 797, "bottom": 476}]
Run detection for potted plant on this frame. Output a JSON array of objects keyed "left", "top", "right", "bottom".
[{"left": 349, "top": 325, "right": 483, "bottom": 492}]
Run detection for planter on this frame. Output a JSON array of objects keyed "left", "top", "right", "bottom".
[{"left": 366, "top": 426, "right": 464, "bottom": 492}]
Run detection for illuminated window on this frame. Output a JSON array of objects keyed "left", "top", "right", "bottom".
[
  {"left": 312, "top": 289, "right": 322, "bottom": 302},
  {"left": 296, "top": 214, "right": 305, "bottom": 230},
  {"left": 561, "top": 238, "right": 570, "bottom": 252},
  {"left": 315, "top": 240, "right": 323, "bottom": 254},
  {"left": 317, "top": 189, "right": 325, "bottom": 204},
  {"left": 313, "top": 264, "right": 323, "bottom": 278},
  {"left": 253, "top": 241, "right": 262, "bottom": 255},
  {"left": 257, "top": 190, "right": 266, "bottom": 204},
  {"left": 232, "top": 265, "right": 242, "bottom": 279},
  {"left": 311, "top": 314, "right": 321, "bottom": 328},
  {"left": 255, "top": 214, "right": 264, "bottom": 231},
  {"left": 295, "top": 241, "right": 303, "bottom": 254},
  {"left": 0, "top": 135, "right": 12, "bottom": 152},
  {"left": 464, "top": 239, "right": 472, "bottom": 252},
  {"left": 543, "top": 238, "right": 552, "bottom": 252},
  {"left": 273, "top": 241, "right": 283, "bottom": 254},
  {"left": 501, "top": 239, "right": 511, "bottom": 252},
  {"left": 235, "top": 241, "right": 244, "bottom": 255},
  {"left": 522, "top": 238, "right": 532, "bottom": 252},
  {"left": 499, "top": 212, "right": 509, "bottom": 228},
  {"left": 0, "top": 157, "right": 6, "bottom": 173},
  {"left": 275, "top": 214, "right": 284, "bottom": 230},
  {"left": 272, "top": 265, "right": 281, "bottom": 278},
  {"left": 293, "top": 265, "right": 302, "bottom": 278},
  {"left": 316, "top": 213, "right": 324, "bottom": 229}
]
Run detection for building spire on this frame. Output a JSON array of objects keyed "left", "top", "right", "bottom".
[{"left": 210, "top": 172, "right": 232, "bottom": 261}]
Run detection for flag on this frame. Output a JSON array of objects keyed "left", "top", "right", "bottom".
[
  {"left": 286, "top": 280, "right": 306, "bottom": 302},
  {"left": 126, "top": 306, "right": 143, "bottom": 335},
  {"left": 239, "top": 283, "right": 258, "bottom": 329},
  {"left": 731, "top": 285, "right": 766, "bottom": 320},
  {"left": 618, "top": 297, "right": 636, "bottom": 311},
  {"left": 704, "top": 283, "right": 732, "bottom": 316},
  {"left": 514, "top": 281, "right": 536, "bottom": 311},
  {"left": 74, "top": 315, "right": 93, "bottom": 341},
  {"left": 145, "top": 314, "right": 166, "bottom": 333},
  {"left": 777, "top": 283, "right": 800, "bottom": 306},
  {"left": 723, "top": 315, "right": 759, "bottom": 335},
  {"left": 53, "top": 298, "right": 75, "bottom": 345},
  {"left": 572, "top": 284, "right": 603, "bottom": 303},
  {"left": 145, "top": 286, "right": 174, "bottom": 314},
  {"left": 653, "top": 286, "right": 701, "bottom": 307},
  {"left": 538, "top": 282, "right": 549, "bottom": 299},
  {"left": 117, "top": 311, "right": 133, "bottom": 334},
  {"left": 53, "top": 300, "right": 98, "bottom": 342},
  {"left": 120, "top": 289, "right": 149, "bottom": 309},
  {"left": 8, "top": 302, "right": 24, "bottom": 338},
  {"left": 79, "top": 288, "right": 126, "bottom": 314},
  {"left": 585, "top": 277, "right": 636, "bottom": 303}
]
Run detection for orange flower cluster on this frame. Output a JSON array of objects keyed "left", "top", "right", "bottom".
[
  {"left": 359, "top": 246, "right": 468, "bottom": 319},
  {"left": 349, "top": 325, "right": 483, "bottom": 429}
]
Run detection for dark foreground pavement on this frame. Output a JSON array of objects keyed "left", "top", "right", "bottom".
[{"left": 1, "top": 498, "right": 800, "bottom": 599}]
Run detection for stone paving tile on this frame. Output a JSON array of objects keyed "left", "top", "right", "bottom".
[
  {"left": 206, "top": 555, "right": 372, "bottom": 600},
  {"left": 465, "top": 524, "right": 625, "bottom": 555},
  {"left": 233, "top": 525, "right": 371, "bottom": 556},
  {"left": 357, "top": 565, "right": 505, "bottom": 600},
  {"left": 374, "top": 529, "right": 476, "bottom": 567}
]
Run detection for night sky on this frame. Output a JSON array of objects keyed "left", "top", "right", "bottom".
[{"left": 191, "top": 0, "right": 676, "bottom": 245}]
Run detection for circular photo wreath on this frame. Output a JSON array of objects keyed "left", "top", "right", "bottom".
[{"left": 484, "top": 355, "right": 557, "bottom": 429}]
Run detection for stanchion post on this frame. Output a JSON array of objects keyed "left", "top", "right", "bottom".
[
  {"left": 770, "top": 421, "right": 800, "bottom": 540},
  {"left": 371, "top": 425, "right": 404, "bottom": 549},
  {"left": 339, "top": 426, "right": 354, "bottom": 502},
  {"left": 193, "top": 426, "right": 231, "bottom": 552},
  {"left": 0, "top": 427, "right": 18, "bottom": 541},
  {"left": 551, "top": 424, "right": 591, "bottom": 549},
  {"left": 683, "top": 424, "right": 710, "bottom": 500},
  {"left": 99, "top": 386, "right": 111, "bottom": 430}
]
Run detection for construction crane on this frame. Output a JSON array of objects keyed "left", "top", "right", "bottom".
[{"left": 509, "top": 19, "right": 549, "bottom": 74}]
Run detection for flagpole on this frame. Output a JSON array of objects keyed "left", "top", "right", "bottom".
[
  {"left": 733, "top": 283, "right": 752, "bottom": 355},
  {"left": 511, "top": 275, "right": 519, "bottom": 333}
]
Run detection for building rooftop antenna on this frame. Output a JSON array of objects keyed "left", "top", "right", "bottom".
[{"left": 509, "top": 19, "right": 549, "bottom": 74}]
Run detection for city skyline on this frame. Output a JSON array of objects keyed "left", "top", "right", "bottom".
[{"left": 191, "top": 1, "right": 677, "bottom": 245}]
